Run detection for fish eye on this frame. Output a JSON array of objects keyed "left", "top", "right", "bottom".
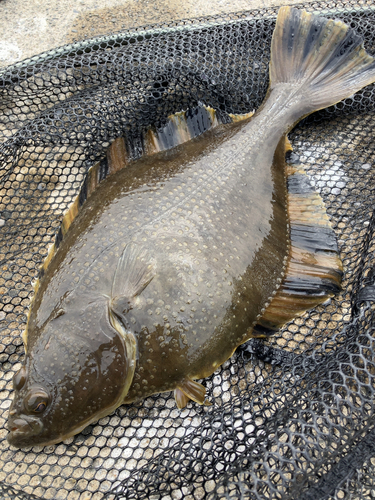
[
  {"left": 25, "top": 389, "right": 50, "bottom": 414},
  {"left": 34, "top": 401, "right": 47, "bottom": 413},
  {"left": 13, "top": 366, "right": 28, "bottom": 391}
]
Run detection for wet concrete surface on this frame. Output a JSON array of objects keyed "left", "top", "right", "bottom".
[{"left": 0, "top": 0, "right": 314, "bottom": 69}]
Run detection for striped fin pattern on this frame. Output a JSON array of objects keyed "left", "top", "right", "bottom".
[
  {"left": 270, "top": 7, "right": 375, "bottom": 112},
  {"left": 253, "top": 164, "right": 343, "bottom": 337}
]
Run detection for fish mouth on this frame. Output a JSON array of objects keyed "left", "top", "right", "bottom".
[{"left": 7, "top": 414, "right": 43, "bottom": 447}]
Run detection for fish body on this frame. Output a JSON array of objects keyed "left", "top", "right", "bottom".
[
  {"left": 7, "top": 7, "right": 375, "bottom": 447},
  {"left": 29, "top": 113, "right": 288, "bottom": 402}
]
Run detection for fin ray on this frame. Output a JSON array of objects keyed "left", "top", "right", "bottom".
[
  {"left": 145, "top": 106, "right": 253, "bottom": 154},
  {"left": 176, "top": 378, "right": 210, "bottom": 406},
  {"left": 111, "top": 242, "right": 156, "bottom": 303},
  {"left": 253, "top": 165, "right": 343, "bottom": 336},
  {"left": 270, "top": 7, "right": 375, "bottom": 112},
  {"left": 174, "top": 388, "right": 190, "bottom": 409}
]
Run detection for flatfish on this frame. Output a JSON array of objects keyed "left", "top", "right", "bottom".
[{"left": 7, "top": 6, "right": 375, "bottom": 447}]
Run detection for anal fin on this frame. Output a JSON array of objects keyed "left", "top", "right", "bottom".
[
  {"left": 175, "top": 378, "right": 211, "bottom": 408},
  {"left": 253, "top": 165, "right": 343, "bottom": 336}
]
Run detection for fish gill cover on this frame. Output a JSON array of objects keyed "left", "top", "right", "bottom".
[{"left": 0, "top": 0, "right": 375, "bottom": 499}]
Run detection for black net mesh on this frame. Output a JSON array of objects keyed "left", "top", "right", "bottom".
[{"left": 1, "top": 1, "right": 375, "bottom": 499}]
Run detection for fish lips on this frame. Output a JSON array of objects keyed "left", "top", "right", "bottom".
[{"left": 7, "top": 412, "right": 44, "bottom": 447}]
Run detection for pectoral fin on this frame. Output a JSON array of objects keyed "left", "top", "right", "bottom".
[
  {"left": 175, "top": 378, "right": 211, "bottom": 409},
  {"left": 110, "top": 242, "right": 156, "bottom": 324},
  {"left": 107, "top": 243, "right": 155, "bottom": 380},
  {"left": 112, "top": 242, "right": 156, "bottom": 300}
]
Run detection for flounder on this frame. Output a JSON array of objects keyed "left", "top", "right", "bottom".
[{"left": 7, "top": 7, "right": 375, "bottom": 447}]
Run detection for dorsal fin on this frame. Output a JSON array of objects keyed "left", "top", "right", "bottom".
[
  {"left": 37, "top": 105, "right": 254, "bottom": 281},
  {"left": 252, "top": 160, "right": 343, "bottom": 338}
]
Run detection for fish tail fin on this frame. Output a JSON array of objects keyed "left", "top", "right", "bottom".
[{"left": 270, "top": 7, "right": 375, "bottom": 112}]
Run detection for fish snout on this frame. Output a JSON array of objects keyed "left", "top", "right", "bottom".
[{"left": 7, "top": 414, "right": 43, "bottom": 446}]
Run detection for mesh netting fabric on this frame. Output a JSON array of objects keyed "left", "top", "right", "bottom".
[{"left": 1, "top": 1, "right": 375, "bottom": 499}]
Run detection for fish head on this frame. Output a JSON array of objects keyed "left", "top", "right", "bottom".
[{"left": 7, "top": 309, "right": 132, "bottom": 448}]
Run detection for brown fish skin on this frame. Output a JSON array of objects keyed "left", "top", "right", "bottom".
[
  {"left": 31, "top": 114, "right": 290, "bottom": 394},
  {"left": 7, "top": 7, "right": 375, "bottom": 447},
  {"left": 8, "top": 104, "right": 291, "bottom": 448}
]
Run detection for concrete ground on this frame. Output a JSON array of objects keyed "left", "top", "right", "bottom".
[{"left": 0, "top": 0, "right": 313, "bottom": 69}]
